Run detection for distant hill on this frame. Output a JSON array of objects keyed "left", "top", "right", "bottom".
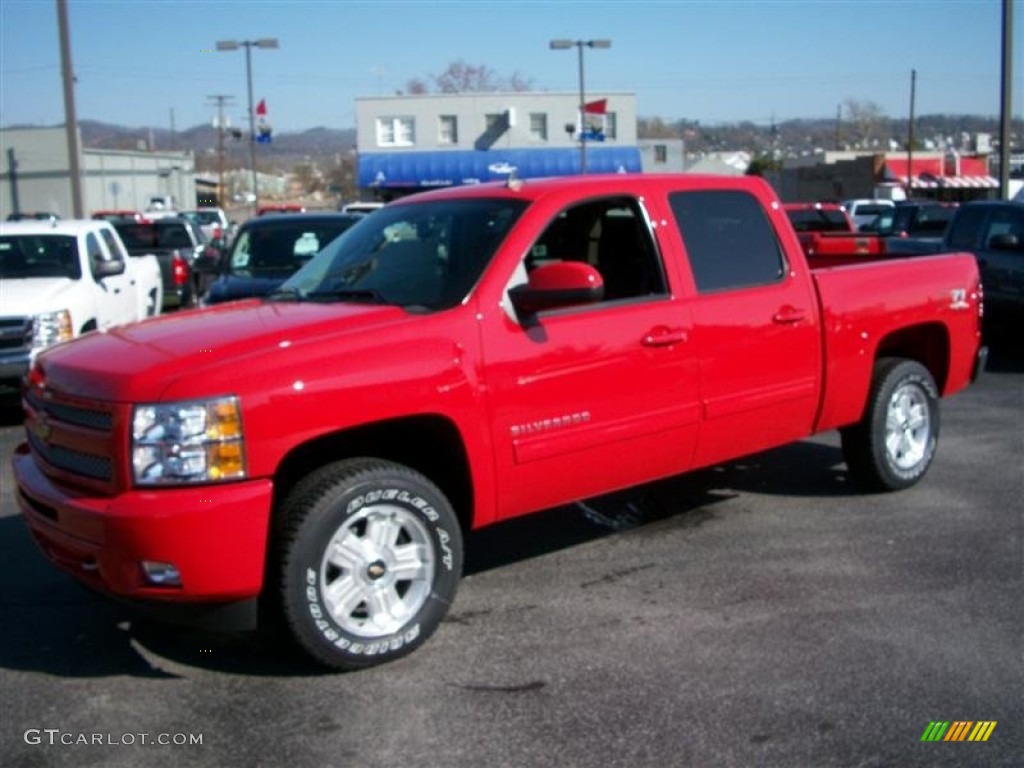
[{"left": 69, "top": 120, "right": 357, "bottom": 173}]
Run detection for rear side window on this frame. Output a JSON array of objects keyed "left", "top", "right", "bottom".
[
  {"left": 668, "top": 190, "right": 786, "bottom": 293},
  {"left": 946, "top": 207, "right": 988, "bottom": 250}
]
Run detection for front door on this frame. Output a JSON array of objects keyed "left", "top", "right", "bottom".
[{"left": 479, "top": 194, "right": 701, "bottom": 521}]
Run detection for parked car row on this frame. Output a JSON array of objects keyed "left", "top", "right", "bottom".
[{"left": 787, "top": 196, "right": 1024, "bottom": 326}]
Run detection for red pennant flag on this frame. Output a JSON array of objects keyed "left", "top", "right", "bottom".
[
  {"left": 256, "top": 99, "right": 267, "bottom": 116},
  {"left": 583, "top": 99, "right": 607, "bottom": 115}
]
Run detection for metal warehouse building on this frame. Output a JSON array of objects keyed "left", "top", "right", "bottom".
[{"left": 1, "top": 126, "right": 196, "bottom": 219}]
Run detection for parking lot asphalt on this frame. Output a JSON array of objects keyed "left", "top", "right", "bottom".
[{"left": 0, "top": 339, "right": 1020, "bottom": 768}]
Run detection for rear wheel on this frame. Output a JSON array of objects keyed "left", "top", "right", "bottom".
[
  {"left": 841, "top": 358, "right": 940, "bottom": 492},
  {"left": 273, "top": 459, "right": 463, "bottom": 670}
]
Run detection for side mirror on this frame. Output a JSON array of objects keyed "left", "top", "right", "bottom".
[
  {"left": 93, "top": 259, "right": 125, "bottom": 278},
  {"left": 988, "top": 233, "right": 1021, "bottom": 252},
  {"left": 508, "top": 261, "right": 604, "bottom": 315}
]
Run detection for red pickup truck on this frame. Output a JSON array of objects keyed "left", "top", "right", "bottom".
[{"left": 13, "top": 175, "right": 986, "bottom": 670}]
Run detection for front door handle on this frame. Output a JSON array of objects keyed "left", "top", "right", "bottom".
[
  {"left": 642, "top": 326, "right": 688, "bottom": 347},
  {"left": 772, "top": 306, "right": 806, "bottom": 325}
]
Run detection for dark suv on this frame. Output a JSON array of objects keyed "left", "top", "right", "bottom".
[
  {"left": 197, "top": 213, "right": 364, "bottom": 305},
  {"left": 942, "top": 200, "right": 1024, "bottom": 323}
]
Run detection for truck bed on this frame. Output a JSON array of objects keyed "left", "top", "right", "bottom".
[{"left": 809, "top": 251, "right": 982, "bottom": 432}]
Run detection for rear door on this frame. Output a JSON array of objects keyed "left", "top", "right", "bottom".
[{"left": 664, "top": 189, "right": 823, "bottom": 468}]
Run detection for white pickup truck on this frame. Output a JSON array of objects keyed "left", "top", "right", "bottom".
[{"left": 0, "top": 219, "right": 162, "bottom": 388}]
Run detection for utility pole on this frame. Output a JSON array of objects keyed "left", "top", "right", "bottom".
[
  {"left": 835, "top": 103, "right": 842, "bottom": 150},
  {"left": 207, "top": 95, "right": 235, "bottom": 206},
  {"left": 56, "top": 0, "right": 83, "bottom": 217},
  {"left": 998, "top": 0, "right": 1014, "bottom": 199},
  {"left": 906, "top": 68, "right": 916, "bottom": 197}
]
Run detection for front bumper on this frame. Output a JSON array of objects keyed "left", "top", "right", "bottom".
[{"left": 13, "top": 443, "right": 273, "bottom": 603}]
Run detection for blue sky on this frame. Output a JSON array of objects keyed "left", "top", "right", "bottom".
[{"left": 1, "top": 0, "right": 1020, "bottom": 133}]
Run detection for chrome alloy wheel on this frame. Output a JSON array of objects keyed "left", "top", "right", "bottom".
[
  {"left": 884, "top": 382, "right": 931, "bottom": 470},
  {"left": 318, "top": 504, "right": 436, "bottom": 638}
]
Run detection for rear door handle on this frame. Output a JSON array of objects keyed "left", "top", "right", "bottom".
[
  {"left": 642, "top": 326, "right": 688, "bottom": 347},
  {"left": 772, "top": 306, "right": 806, "bottom": 325}
]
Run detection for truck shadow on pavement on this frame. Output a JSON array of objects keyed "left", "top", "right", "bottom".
[{"left": 0, "top": 440, "right": 852, "bottom": 679}]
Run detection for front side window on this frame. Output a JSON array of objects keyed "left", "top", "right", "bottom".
[
  {"left": 99, "top": 227, "right": 129, "bottom": 261},
  {"left": 279, "top": 198, "right": 527, "bottom": 311},
  {"left": 376, "top": 116, "right": 415, "bottom": 147},
  {"left": 669, "top": 190, "right": 786, "bottom": 293},
  {"left": 526, "top": 196, "right": 667, "bottom": 303}
]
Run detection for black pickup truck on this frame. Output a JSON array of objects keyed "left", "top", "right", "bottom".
[{"left": 112, "top": 218, "right": 217, "bottom": 310}]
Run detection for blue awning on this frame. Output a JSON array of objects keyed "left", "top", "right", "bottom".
[{"left": 358, "top": 147, "right": 642, "bottom": 188}]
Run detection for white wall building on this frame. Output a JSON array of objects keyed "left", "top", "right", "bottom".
[{"left": 354, "top": 92, "right": 641, "bottom": 197}]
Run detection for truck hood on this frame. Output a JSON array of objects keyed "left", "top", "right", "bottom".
[
  {"left": 0, "top": 277, "right": 80, "bottom": 316},
  {"left": 36, "top": 299, "right": 413, "bottom": 402}
]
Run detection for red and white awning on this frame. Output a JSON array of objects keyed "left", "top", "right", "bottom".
[
  {"left": 884, "top": 156, "right": 997, "bottom": 188},
  {"left": 892, "top": 174, "right": 999, "bottom": 189}
]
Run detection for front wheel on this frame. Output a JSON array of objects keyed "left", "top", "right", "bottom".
[
  {"left": 841, "top": 358, "right": 940, "bottom": 492},
  {"left": 273, "top": 459, "right": 463, "bottom": 670}
]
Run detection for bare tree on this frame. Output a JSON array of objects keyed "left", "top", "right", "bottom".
[
  {"left": 405, "top": 60, "right": 534, "bottom": 94},
  {"left": 843, "top": 99, "right": 887, "bottom": 149}
]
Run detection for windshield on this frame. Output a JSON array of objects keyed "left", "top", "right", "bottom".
[
  {"left": 228, "top": 219, "right": 362, "bottom": 277},
  {"left": 0, "top": 234, "right": 82, "bottom": 279},
  {"left": 277, "top": 198, "right": 526, "bottom": 310}
]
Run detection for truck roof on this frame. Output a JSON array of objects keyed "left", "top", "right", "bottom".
[{"left": 388, "top": 173, "right": 776, "bottom": 204}]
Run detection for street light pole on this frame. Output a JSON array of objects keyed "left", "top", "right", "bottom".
[
  {"left": 550, "top": 38, "right": 611, "bottom": 174},
  {"left": 216, "top": 37, "right": 278, "bottom": 214}
]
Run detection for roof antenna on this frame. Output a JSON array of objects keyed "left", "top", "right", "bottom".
[{"left": 505, "top": 168, "right": 522, "bottom": 191}]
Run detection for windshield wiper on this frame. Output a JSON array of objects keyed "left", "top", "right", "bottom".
[
  {"left": 305, "top": 288, "right": 386, "bottom": 304},
  {"left": 265, "top": 287, "right": 302, "bottom": 302}
]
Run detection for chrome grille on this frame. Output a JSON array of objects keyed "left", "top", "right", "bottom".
[{"left": 0, "top": 316, "right": 32, "bottom": 351}]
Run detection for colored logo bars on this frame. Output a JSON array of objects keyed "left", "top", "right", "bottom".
[{"left": 921, "top": 721, "right": 997, "bottom": 742}]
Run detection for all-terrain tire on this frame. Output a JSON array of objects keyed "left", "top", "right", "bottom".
[
  {"left": 272, "top": 459, "right": 463, "bottom": 670},
  {"left": 841, "top": 358, "right": 940, "bottom": 492}
]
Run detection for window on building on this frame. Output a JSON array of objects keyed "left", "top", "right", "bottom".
[
  {"left": 485, "top": 113, "right": 505, "bottom": 132},
  {"left": 605, "top": 112, "right": 617, "bottom": 140},
  {"left": 376, "top": 116, "right": 415, "bottom": 147},
  {"left": 529, "top": 113, "right": 548, "bottom": 141},
  {"left": 654, "top": 144, "right": 668, "bottom": 163},
  {"left": 439, "top": 115, "right": 458, "bottom": 145}
]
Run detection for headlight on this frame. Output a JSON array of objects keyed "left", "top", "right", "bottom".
[
  {"left": 132, "top": 396, "right": 246, "bottom": 485},
  {"left": 32, "top": 310, "right": 73, "bottom": 350}
]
